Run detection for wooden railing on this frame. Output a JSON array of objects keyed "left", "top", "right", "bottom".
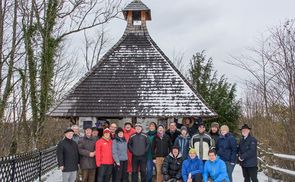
[{"left": 258, "top": 144, "right": 295, "bottom": 181}]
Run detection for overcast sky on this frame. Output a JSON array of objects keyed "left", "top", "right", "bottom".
[{"left": 77, "top": 0, "right": 295, "bottom": 97}]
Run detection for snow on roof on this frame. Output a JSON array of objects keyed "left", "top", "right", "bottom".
[{"left": 48, "top": 3, "right": 217, "bottom": 118}]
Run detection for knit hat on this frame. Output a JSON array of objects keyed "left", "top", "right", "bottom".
[
  {"left": 157, "top": 124, "right": 164, "bottom": 129},
  {"left": 180, "top": 126, "right": 188, "bottom": 132},
  {"left": 135, "top": 123, "right": 142, "bottom": 128},
  {"left": 64, "top": 128, "right": 74, "bottom": 134},
  {"left": 115, "top": 127, "right": 124, "bottom": 135},
  {"left": 103, "top": 128, "right": 111, "bottom": 134},
  {"left": 171, "top": 145, "right": 179, "bottom": 150},
  {"left": 198, "top": 122, "right": 205, "bottom": 128},
  {"left": 124, "top": 121, "right": 133, "bottom": 127},
  {"left": 211, "top": 122, "right": 220, "bottom": 129},
  {"left": 189, "top": 148, "right": 197, "bottom": 154}
]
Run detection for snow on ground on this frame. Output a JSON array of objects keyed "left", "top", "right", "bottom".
[
  {"left": 233, "top": 165, "right": 277, "bottom": 182},
  {"left": 40, "top": 165, "right": 277, "bottom": 182}
]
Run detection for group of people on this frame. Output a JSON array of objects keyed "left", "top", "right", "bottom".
[{"left": 56, "top": 118, "right": 258, "bottom": 182}]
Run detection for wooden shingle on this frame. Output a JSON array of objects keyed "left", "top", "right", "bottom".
[{"left": 48, "top": 1, "right": 217, "bottom": 118}]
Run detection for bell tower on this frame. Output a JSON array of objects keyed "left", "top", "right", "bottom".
[{"left": 122, "top": 0, "right": 151, "bottom": 28}]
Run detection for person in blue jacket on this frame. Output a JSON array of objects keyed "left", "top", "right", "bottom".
[
  {"left": 238, "top": 124, "right": 258, "bottom": 182},
  {"left": 216, "top": 125, "right": 237, "bottom": 182},
  {"left": 203, "top": 149, "right": 230, "bottom": 182},
  {"left": 182, "top": 148, "right": 203, "bottom": 182}
]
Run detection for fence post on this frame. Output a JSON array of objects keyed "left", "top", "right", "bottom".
[
  {"left": 39, "top": 151, "right": 42, "bottom": 182},
  {"left": 11, "top": 159, "right": 15, "bottom": 182}
]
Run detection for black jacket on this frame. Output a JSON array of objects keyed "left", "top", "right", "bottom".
[
  {"left": 238, "top": 135, "right": 258, "bottom": 167},
  {"left": 128, "top": 132, "right": 150, "bottom": 156},
  {"left": 188, "top": 123, "right": 198, "bottom": 137},
  {"left": 78, "top": 136, "right": 96, "bottom": 169},
  {"left": 210, "top": 131, "right": 219, "bottom": 146},
  {"left": 166, "top": 129, "right": 181, "bottom": 144},
  {"left": 162, "top": 152, "right": 183, "bottom": 180},
  {"left": 57, "top": 138, "right": 79, "bottom": 172},
  {"left": 153, "top": 134, "right": 172, "bottom": 158}
]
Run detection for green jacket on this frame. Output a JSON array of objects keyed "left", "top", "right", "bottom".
[{"left": 146, "top": 130, "right": 157, "bottom": 160}]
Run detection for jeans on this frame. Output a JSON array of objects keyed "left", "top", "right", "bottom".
[
  {"left": 242, "top": 166, "right": 258, "bottom": 182},
  {"left": 132, "top": 155, "right": 147, "bottom": 182},
  {"left": 146, "top": 159, "right": 154, "bottom": 182},
  {"left": 62, "top": 171, "right": 77, "bottom": 182},
  {"left": 97, "top": 164, "right": 113, "bottom": 182},
  {"left": 225, "top": 162, "right": 235, "bottom": 182}
]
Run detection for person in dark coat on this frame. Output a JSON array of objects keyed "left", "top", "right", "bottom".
[
  {"left": 162, "top": 146, "right": 183, "bottom": 182},
  {"left": 182, "top": 117, "right": 198, "bottom": 137},
  {"left": 153, "top": 124, "right": 172, "bottom": 182},
  {"left": 166, "top": 122, "right": 181, "bottom": 144},
  {"left": 112, "top": 127, "right": 128, "bottom": 182},
  {"left": 57, "top": 128, "right": 79, "bottom": 182},
  {"left": 174, "top": 126, "right": 190, "bottom": 159},
  {"left": 71, "top": 125, "right": 80, "bottom": 144},
  {"left": 209, "top": 122, "right": 220, "bottom": 145},
  {"left": 78, "top": 126, "right": 96, "bottom": 182},
  {"left": 146, "top": 122, "right": 157, "bottom": 182},
  {"left": 238, "top": 124, "right": 258, "bottom": 182},
  {"left": 128, "top": 123, "right": 150, "bottom": 182},
  {"left": 216, "top": 125, "right": 237, "bottom": 182}
]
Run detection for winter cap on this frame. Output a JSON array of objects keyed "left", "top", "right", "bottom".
[
  {"left": 64, "top": 128, "right": 74, "bottom": 134},
  {"left": 171, "top": 145, "right": 179, "bottom": 151},
  {"left": 103, "top": 128, "right": 111, "bottom": 134},
  {"left": 198, "top": 122, "right": 205, "bottom": 128},
  {"left": 180, "top": 126, "right": 188, "bottom": 132},
  {"left": 211, "top": 122, "right": 220, "bottom": 129},
  {"left": 115, "top": 127, "right": 124, "bottom": 135},
  {"left": 157, "top": 124, "right": 165, "bottom": 129},
  {"left": 124, "top": 121, "right": 133, "bottom": 127},
  {"left": 189, "top": 148, "right": 197, "bottom": 154},
  {"left": 239, "top": 124, "right": 251, "bottom": 130},
  {"left": 135, "top": 123, "right": 143, "bottom": 128}
]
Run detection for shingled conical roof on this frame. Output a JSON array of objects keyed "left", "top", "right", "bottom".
[{"left": 48, "top": 0, "right": 217, "bottom": 118}]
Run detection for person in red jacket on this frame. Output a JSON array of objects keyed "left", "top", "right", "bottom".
[
  {"left": 96, "top": 128, "right": 114, "bottom": 181},
  {"left": 123, "top": 122, "right": 136, "bottom": 175}
]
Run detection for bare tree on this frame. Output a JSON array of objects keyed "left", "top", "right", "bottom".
[
  {"left": 83, "top": 27, "right": 108, "bottom": 71},
  {"left": 234, "top": 19, "right": 295, "bottom": 153},
  {"left": 18, "top": 0, "right": 122, "bottom": 149}
]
